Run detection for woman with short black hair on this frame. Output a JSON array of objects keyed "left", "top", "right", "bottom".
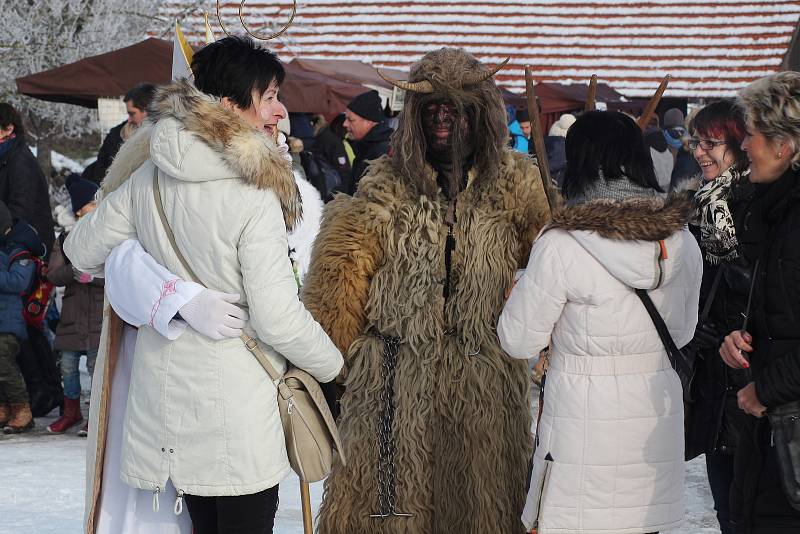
[
  {"left": 66, "top": 35, "right": 343, "bottom": 534},
  {"left": 499, "top": 111, "right": 702, "bottom": 534}
]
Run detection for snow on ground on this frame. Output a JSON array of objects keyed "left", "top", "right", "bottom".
[{"left": 0, "top": 371, "right": 720, "bottom": 533}]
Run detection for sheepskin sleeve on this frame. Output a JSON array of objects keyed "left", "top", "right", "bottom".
[
  {"left": 505, "top": 151, "right": 552, "bottom": 265},
  {"left": 301, "top": 194, "right": 384, "bottom": 371}
]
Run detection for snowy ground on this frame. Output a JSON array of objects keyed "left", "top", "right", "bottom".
[{"left": 0, "top": 369, "right": 720, "bottom": 533}]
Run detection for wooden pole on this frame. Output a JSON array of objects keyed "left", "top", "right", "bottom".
[
  {"left": 637, "top": 75, "right": 671, "bottom": 131},
  {"left": 301, "top": 481, "right": 313, "bottom": 534},
  {"left": 525, "top": 67, "right": 560, "bottom": 213},
  {"left": 585, "top": 74, "right": 597, "bottom": 112}
]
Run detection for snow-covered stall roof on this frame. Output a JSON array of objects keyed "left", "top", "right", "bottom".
[{"left": 162, "top": 0, "right": 800, "bottom": 99}]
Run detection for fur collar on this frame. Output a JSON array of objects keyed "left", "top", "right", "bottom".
[
  {"left": 548, "top": 192, "right": 694, "bottom": 241},
  {"left": 101, "top": 80, "right": 301, "bottom": 231}
]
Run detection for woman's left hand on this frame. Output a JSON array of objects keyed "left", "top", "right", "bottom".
[{"left": 737, "top": 382, "right": 767, "bottom": 417}]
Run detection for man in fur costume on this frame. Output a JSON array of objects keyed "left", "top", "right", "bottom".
[{"left": 302, "top": 47, "right": 551, "bottom": 533}]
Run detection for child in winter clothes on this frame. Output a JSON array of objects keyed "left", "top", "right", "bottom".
[
  {"left": 0, "top": 202, "right": 43, "bottom": 434},
  {"left": 46, "top": 175, "right": 103, "bottom": 436}
]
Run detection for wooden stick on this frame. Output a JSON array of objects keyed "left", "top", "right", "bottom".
[
  {"left": 585, "top": 74, "right": 597, "bottom": 112},
  {"left": 525, "top": 67, "right": 559, "bottom": 214},
  {"left": 637, "top": 75, "right": 671, "bottom": 131},
  {"left": 301, "top": 481, "right": 313, "bottom": 534}
]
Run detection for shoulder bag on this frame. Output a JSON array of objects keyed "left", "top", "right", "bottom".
[{"left": 151, "top": 168, "right": 345, "bottom": 482}]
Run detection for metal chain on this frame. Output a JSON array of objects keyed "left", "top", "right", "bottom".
[{"left": 370, "top": 333, "right": 413, "bottom": 519}]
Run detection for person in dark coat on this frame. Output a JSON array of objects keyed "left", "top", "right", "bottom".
[
  {"left": 82, "top": 84, "right": 156, "bottom": 185},
  {"left": 0, "top": 103, "right": 55, "bottom": 257},
  {"left": 313, "top": 114, "right": 351, "bottom": 186},
  {"left": 683, "top": 100, "right": 753, "bottom": 534},
  {"left": 46, "top": 175, "right": 104, "bottom": 436},
  {"left": 343, "top": 90, "right": 392, "bottom": 194},
  {"left": 0, "top": 202, "right": 41, "bottom": 434},
  {"left": 544, "top": 113, "right": 575, "bottom": 189},
  {"left": 718, "top": 72, "right": 800, "bottom": 534}
]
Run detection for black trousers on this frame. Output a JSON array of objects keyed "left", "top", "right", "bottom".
[
  {"left": 706, "top": 451, "right": 736, "bottom": 534},
  {"left": 185, "top": 485, "right": 279, "bottom": 534}
]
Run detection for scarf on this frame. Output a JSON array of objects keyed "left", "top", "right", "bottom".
[
  {"left": 0, "top": 134, "right": 17, "bottom": 161},
  {"left": 693, "top": 166, "right": 748, "bottom": 264},
  {"left": 567, "top": 170, "right": 660, "bottom": 206}
]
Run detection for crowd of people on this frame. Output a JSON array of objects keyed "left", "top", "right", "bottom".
[{"left": 1, "top": 31, "right": 799, "bottom": 534}]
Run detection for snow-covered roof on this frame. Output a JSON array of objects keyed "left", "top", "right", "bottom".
[{"left": 162, "top": 0, "right": 800, "bottom": 99}]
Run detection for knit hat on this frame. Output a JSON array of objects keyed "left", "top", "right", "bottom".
[
  {"left": 515, "top": 108, "right": 530, "bottom": 123},
  {"left": 66, "top": 173, "right": 99, "bottom": 214},
  {"left": 0, "top": 201, "right": 12, "bottom": 235},
  {"left": 663, "top": 108, "right": 685, "bottom": 129},
  {"left": 548, "top": 113, "right": 576, "bottom": 137},
  {"left": 347, "top": 90, "right": 383, "bottom": 123}
]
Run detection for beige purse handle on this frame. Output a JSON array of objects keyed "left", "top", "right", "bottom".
[{"left": 151, "top": 168, "right": 290, "bottom": 392}]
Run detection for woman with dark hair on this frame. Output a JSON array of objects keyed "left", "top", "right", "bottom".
[
  {"left": 0, "top": 103, "right": 55, "bottom": 255},
  {"left": 718, "top": 71, "right": 800, "bottom": 534},
  {"left": 65, "top": 36, "right": 343, "bottom": 534},
  {"left": 683, "top": 100, "right": 753, "bottom": 534},
  {"left": 499, "top": 111, "right": 702, "bottom": 534}
]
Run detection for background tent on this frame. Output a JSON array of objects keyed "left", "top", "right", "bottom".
[
  {"left": 16, "top": 39, "right": 369, "bottom": 116},
  {"left": 16, "top": 38, "right": 172, "bottom": 108}
]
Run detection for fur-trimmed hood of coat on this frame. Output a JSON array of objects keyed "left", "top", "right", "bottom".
[
  {"left": 101, "top": 80, "right": 301, "bottom": 230},
  {"left": 546, "top": 192, "right": 696, "bottom": 289}
]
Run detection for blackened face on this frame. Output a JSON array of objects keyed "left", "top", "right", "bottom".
[{"left": 423, "top": 101, "right": 468, "bottom": 153}]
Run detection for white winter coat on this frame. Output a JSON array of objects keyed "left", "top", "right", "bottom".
[
  {"left": 64, "top": 81, "right": 343, "bottom": 502},
  {"left": 498, "top": 194, "right": 702, "bottom": 534}
]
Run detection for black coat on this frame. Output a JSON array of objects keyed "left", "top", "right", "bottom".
[
  {"left": 315, "top": 126, "right": 351, "bottom": 185},
  {"left": 684, "top": 179, "right": 753, "bottom": 460},
  {"left": 82, "top": 121, "right": 125, "bottom": 185},
  {"left": 544, "top": 135, "right": 566, "bottom": 189},
  {"left": 0, "top": 139, "right": 55, "bottom": 256},
  {"left": 729, "top": 168, "right": 800, "bottom": 533},
  {"left": 348, "top": 122, "right": 392, "bottom": 194}
]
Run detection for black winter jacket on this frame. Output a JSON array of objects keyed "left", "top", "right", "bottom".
[
  {"left": 0, "top": 139, "right": 55, "bottom": 257},
  {"left": 685, "top": 178, "right": 754, "bottom": 460},
  {"left": 729, "top": 168, "right": 800, "bottom": 533},
  {"left": 82, "top": 121, "right": 125, "bottom": 185},
  {"left": 348, "top": 122, "right": 392, "bottom": 195},
  {"left": 315, "top": 126, "right": 350, "bottom": 186}
]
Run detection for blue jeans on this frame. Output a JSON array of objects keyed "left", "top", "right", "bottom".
[{"left": 61, "top": 349, "right": 98, "bottom": 400}]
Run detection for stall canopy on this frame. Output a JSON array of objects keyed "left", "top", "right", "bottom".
[
  {"left": 290, "top": 58, "right": 408, "bottom": 90},
  {"left": 16, "top": 38, "right": 172, "bottom": 108},
  {"left": 15, "top": 39, "right": 369, "bottom": 115}
]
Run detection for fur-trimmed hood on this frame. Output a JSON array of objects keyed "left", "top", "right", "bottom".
[
  {"left": 547, "top": 193, "right": 696, "bottom": 289},
  {"left": 101, "top": 80, "right": 301, "bottom": 230}
]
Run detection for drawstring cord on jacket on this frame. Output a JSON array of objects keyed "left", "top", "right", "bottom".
[
  {"left": 174, "top": 490, "right": 185, "bottom": 515},
  {"left": 152, "top": 486, "right": 161, "bottom": 512}
]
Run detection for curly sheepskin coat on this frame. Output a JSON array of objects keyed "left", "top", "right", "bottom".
[{"left": 303, "top": 142, "right": 550, "bottom": 532}]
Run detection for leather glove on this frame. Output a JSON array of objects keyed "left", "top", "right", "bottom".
[{"left": 178, "top": 289, "right": 249, "bottom": 340}]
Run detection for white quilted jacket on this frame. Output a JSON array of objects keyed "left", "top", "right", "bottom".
[{"left": 498, "top": 202, "right": 701, "bottom": 534}]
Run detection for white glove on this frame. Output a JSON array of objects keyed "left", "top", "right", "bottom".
[{"left": 178, "top": 289, "right": 249, "bottom": 340}]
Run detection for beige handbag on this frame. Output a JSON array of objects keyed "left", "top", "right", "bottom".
[{"left": 151, "top": 169, "right": 345, "bottom": 482}]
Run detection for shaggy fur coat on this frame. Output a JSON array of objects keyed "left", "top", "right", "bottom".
[{"left": 302, "top": 149, "right": 551, "bottom": 533}]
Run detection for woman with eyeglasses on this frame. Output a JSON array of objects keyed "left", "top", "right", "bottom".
[{"left": 682, "top": 100, "right": 754, "bottom": 534}]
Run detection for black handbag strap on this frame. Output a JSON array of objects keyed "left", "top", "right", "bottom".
[
  {"left": 635, "top": 288, "right": 694, "bottom": 377},
  {"left": 700, "top": 265, "right": 725, "bottom": 322}
]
